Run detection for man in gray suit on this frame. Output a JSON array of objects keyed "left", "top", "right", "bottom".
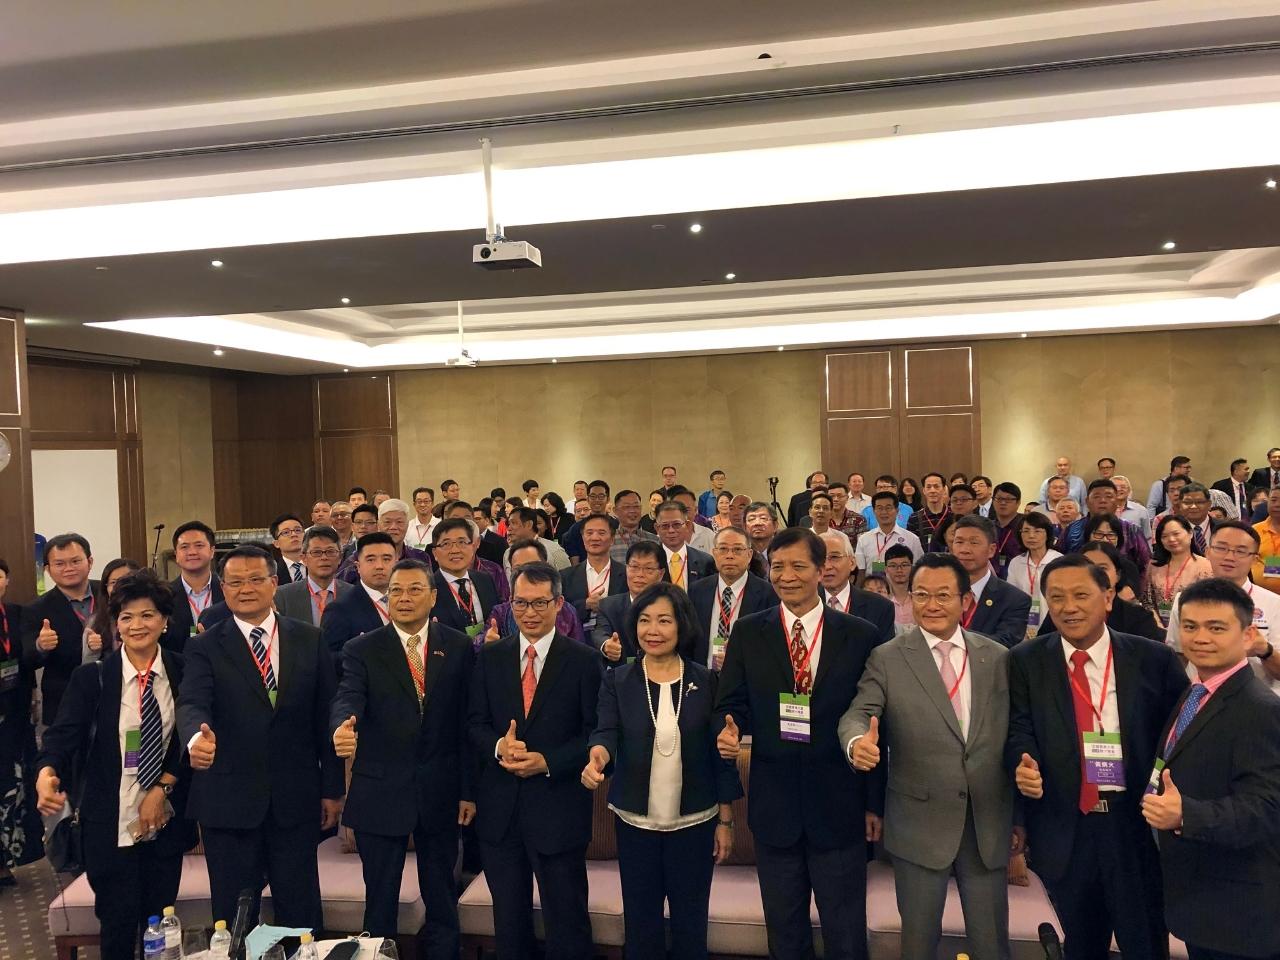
[
  {"left": 838, "top": 553, "right": 1015, "bottom": 960},
  {"left": 275, "top": 525, "right": 353, "bottom": 627}
]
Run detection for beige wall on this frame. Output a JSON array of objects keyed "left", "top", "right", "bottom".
[
  {"left": 137, "top": 370, "right": 218, "bottom": 541},
  {"left": 396, "top": 350, "right": 826, "bottom": 507},
  {"left": 978, "top": 326, "right": 1280, "bottom": 502}
]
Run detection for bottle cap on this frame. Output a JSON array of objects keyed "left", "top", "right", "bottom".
[
  {"left": 300, "top": 933, "right": 314, "bottom": 944},
  {"left": 163, "top": 906, "right": 176, "bottom": 917},
  {"left": 214, "top": 920, "right": 227, "bottom": 930},
  {"left": 149, "top": 916, "right": 160, "bottom": 925}
]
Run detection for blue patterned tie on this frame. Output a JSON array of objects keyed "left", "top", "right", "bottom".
[
  {"left": 1165, "top": 683, "right": 1208, "bottom": 758},
  {"left": 136, "top": 672, "right": 164, "bottom": 789},
  {"left": 249, "top": 626, "right": 278, "bottom": 693}
]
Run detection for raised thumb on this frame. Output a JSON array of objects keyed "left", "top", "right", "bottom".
[
  {"left": 1162, "top": 768, "right": 1176, "bottom": 791},
  {"left": 724, "top": 714, "right": 737, "bottom": 732},
  {"left": 506, "top": 719, "right": 517, "bottom": 738},
  {"left": 489, "top": 618, "right": 497, "bottom": 630},
  {"left": 1019, "top": 752, "right": 1037, "bottom": 770},
  {"left": 42, "top": 618, "right": 51, "bottom": 630},
  {"left": 343, "top": 715, "right": 357, "bottom": 729},
  {"left": 868, "top": 716, "right": 880, "bottom": 741},
  {"left": 199, "top": 722, "right": 213, "bottom": 738}
]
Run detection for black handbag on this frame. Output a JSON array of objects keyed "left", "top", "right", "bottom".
[{"left": 44, "top": 662, "right": 103, "bottom": 874}]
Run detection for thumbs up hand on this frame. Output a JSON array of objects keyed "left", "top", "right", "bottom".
[
  {"left": 36, "top": 767, "right": 66, "bottom": 816},
  {"left": 484, "top": 618, "right": 500, "bottom": 644},
  {"left": 1142, "top": 768, "right": 1183, "bottom": 831},
  {"left": 190, "top": 723, "right": 217, "bottom": 770},
  {"left": 717, "top": 714, "right": 741, "bottom": 760},
  {"left": 581, "top": 745, "right": 610, "bottom": 790},
  {"left": 850, "top": 716, "right": 882, "bottom": 771},
  {"left": 333, "top": 715, "right": 358, "bottom": 759},
  {"left": 1015, "top": 752, "right": 1043, "bottom": 799},
  {"left": 602, "top": 632, "right": 623, "bottom": 662},
  {"left": 36, "top": 618, "right": 58, "bottom": 652},
  {"left": 85, "top": 628, "right": 104, "bottom": 653},
  {"left": 498, "top": 719, "right": 526, "bottom": 763}
]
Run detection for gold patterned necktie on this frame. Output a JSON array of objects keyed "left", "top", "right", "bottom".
[{"left": 405, "top": 634, "right": 426, "bottom": 708}]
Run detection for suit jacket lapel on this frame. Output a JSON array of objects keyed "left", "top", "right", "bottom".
[
  {"left": 526, "top": 634, "right": 569, "bottom": 723},
  {"left": 1110, "top": 634, "right": 1140, "bottom": 748},
  {"left": 766, "top": 611, "right": 797, "bottom": 690},
  {"left": 377, "top": 627, "right": 420, "bottom": 708},
  {"left": 275, "top": 617, "right": 302, "bottom": 710},
  {"left": 221, "top": 621, "right": 273, "bottom": 709},
  {"left": 1041, "top": 635, "right": 1079, "bottom": 763},
  {"left": 813, "top": 616, "right": 843, "bottom": 691},
  {"left": 962, "top": 630, "right": 993, "bottom": 745},
  {"left": 1166, "top": 669, "right": 1248, "bottom": 764},
  {"left": 420, "top": 623, "right": 447, "bottom": 713},
  {"left": 902, "top": 629, "right": 964, "bottom": 743}
]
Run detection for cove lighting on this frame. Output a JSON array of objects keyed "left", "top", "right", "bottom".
[
  {"left": 340, "top": 297, "right": 351, "bottom": 305},
  {"left": 1162, "top": 241, "right": 1177, "bottom": 251},
  {"left": 7, "top": 99, "right": 1280, "bottom": 264},
  {"left": 725, "top": 272, "right": 736, "bottom": 280},
  {"left": 212, "top": 348, "right": 224, "bottom": 356},
  {"left": 210, "top": 259, "right": 224, "bottom": 268}
]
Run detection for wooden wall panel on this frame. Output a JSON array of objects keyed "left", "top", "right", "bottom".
[
  {"left": 825, "top": 417, "right": 899, "bottom": 481},
  {"left": 0, "top": 317, "right": 19, "bottom": 417},
  {"left": 319, "top": 435, "right": 398, "bottom": 497},
  {"left": 904, "top": 348, "right": 974, "bottom": 409},
  {"left": 825, "top": 351, "right": 892, "bottom": 413},
  {"left": 317, "top": 375, "right": 394, "bottom": 432},
  {"left": 0, "top": 310, "right": 34, "bottom": 599},
  {"left": 315, "top": 373, "right": 396, "bottom": 500},
  {"left": 903, "top": 413, "right": 979, "bottom": 483},
  {"left": 209, "top": 377, "right": 242, "bottom": 528}
]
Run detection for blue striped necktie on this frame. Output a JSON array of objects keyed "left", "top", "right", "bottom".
[
  {"left": 249, "top": 626, "right": 278, "bottom": 692},
  {"left": 1165, "top": 683, "right": 1208, "bottom": 758},
  {"left": 137, "top": 672, "right": 164, "bottom": 789}
]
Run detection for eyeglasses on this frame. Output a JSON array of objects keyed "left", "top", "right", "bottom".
[
  {"left": 47, "top": 557, "right": 87, "bottom": 570},
  {"left": 950, "top": 496, "right": 975, "bottom": 505},
  {"left": 1208, "top": 543, "right": 1256, "bottom": 559},
  {"left": 276, "top": 527, "right": 304, "bottom": 538},
  {"left": 304, "top": 548, "right": 341, "bottom": 559},
  {"left": 714, "top": 546, "right": 751, "bottom": 556},
  {"left": 224, "top": 576, "right": 272, "bottom": 589},
  {"left": 655, "top": 521, "right": 686, "bottom": 532},
  {"left": 388, "top": 585, "right": 432, "bottom": 598},
  {"left": 434, "top": 538, "right": 472, "bottom": 550},
  {"left": 511, "top": 598, "right": 556, "bottom": 612},
  {"left": 910, "top": 590, "right": 959, "bottom": 605},
  {"left": 1090, "top": 532, "right": 1119, "bottom": 542},
  {"left": 885, "top": 561, "right": 913, "bottom": 571},
  {"left": 626, "top": 563, "right": 662, "bottom": 574}
]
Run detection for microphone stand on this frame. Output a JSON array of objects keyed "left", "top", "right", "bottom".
[
  {"left": 150, "top": 524, "right": 165, "bottom": 572},
  {"left": 767, "top": 476, "right": 784, "bottom": 524}
]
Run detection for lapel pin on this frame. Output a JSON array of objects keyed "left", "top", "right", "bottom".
[
  {"left": 984, "top": 598, "right": 993, "bottom": 606},
  {"left": 686, "top": 681, "right": 698, "bottom": 695},
  {"left": 432, "top": 650, "right": 445, "bottom": 657}
]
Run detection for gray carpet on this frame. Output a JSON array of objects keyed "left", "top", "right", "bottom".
[{"left": 0, "top": 859, "right": 96, "bottom": 960}]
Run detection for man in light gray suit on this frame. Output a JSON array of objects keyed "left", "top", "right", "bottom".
[
  {"left": 838, "top": 553, "right": 1015, "bottom": 960},
  {"left": 274, "top": 525, "right": 353, "bottom": 627}
]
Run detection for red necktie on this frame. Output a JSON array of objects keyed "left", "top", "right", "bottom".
[
  {"left": 1069, "top": 650, "right": 1099, "bottom": 814},
  {"left": 789, "top": 619, "right": 812, "bottom": 695},
  {"left": 521, "top": 644, "right": 538, "bottom": 715}
]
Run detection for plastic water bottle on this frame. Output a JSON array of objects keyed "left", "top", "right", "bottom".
[
  {"left": 160, "top": 905, "right": 183, "bottom": 959},
  {"left": 143, "top": 917, "right": 165, "bottom": 959},
  {"left": 208, "top": 920, "right": 231, "bottom": 959},
  {"left": 296, "top": 932, "right": 319, "bottom": 960}
]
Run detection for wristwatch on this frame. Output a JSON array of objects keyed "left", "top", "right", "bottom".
[
  {"left": 1262, "top": 642, "right": 1275, "bottom": 661},
  {"left": 160, "top": 781, "right": 174, "bottom": 797}
]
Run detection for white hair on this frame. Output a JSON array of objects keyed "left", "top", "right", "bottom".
[{"left": 378, "top": 498, "right": 411, "bottom": 518}]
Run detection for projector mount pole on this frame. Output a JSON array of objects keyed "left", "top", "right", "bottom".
[{"left": 480, "top": 137, "right": 502, "bottom": 244}]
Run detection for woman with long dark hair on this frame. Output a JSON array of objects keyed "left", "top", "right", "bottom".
[
  {"left": 540, "top": 492, "right": 570, "bottom": 542},
  {"left": 899, "top": 478, "right": 923, "bottom": 512}
]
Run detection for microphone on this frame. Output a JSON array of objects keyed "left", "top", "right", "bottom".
[
  {"left": 1038, "top": 923, "right": 1063, "bottom": 960},
  {"left": 153, "top": 523, "right": 166, "bottom": 531},
  {"left": 228, "top": 888, "right": 255, "bottom": 960}
]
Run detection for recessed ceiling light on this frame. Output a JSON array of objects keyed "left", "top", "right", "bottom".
[
  {"left": 725, "top": 272, "right": 736, "bottom": 280},
  {"left": 94, "top": 265, "right": 109, "bottom": 271},
  {"left": 1020, "top": 332, "right": 1028, "bottom": 338},
  {"left": 1161, "top": 240, "right": 1176, "bottom": 251},
  {"left": 212, "top": 348, "right": 224, "bottom": 356},
  {"left": 777, "top": 346, "right": 785, "bottom": 351},
  {"left": 343, "top": 367, "right": 350, "bottom": 373},
  {"left": 210, "top": 259, "right": 224, "bottom": 268},
  {"left": 1266, "top": 178, "right": 1278, "bottom": 190},
  {"left": 340, "top": 297, "right": 351, "bottom": 305},
  {"left": 551, "top": 358, "right": 558, "bottom": 364},
  {"left": 689, "top": 223, "right": 702, "bottom": 234}
]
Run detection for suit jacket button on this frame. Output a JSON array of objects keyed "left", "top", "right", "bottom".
[{"left": 958, "top": 791, "right": 967, "bottom": 800}]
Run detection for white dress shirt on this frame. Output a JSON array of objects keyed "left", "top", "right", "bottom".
[
  {"left": 232, "top": 611, "right": 280, "bottom": 678},
  {"left": 1061, "top": 629, "right": 1122, "bottom": 792},
  {"left": 854, "top": 526, "right": 924, "bottom": 571},
  {"left": 846, "top": 494, "right": 872, "bottom": 515},
  {"left": 362, "top": 581, "right": 391, "bottom": 624},
  {"left": 780, "top": 600, "right": 826, "bottom": 682},
  {"left": 585, "top": 559, "right": 612, "bottom": 597},
  {"left": 969, "top": 569, "right": 993, "bottom": 607},
  {"left": 494, "top": 629, "right": 556, "bottom": 764},
  {"left": 922, "top": 626, "right": 972, "bottom": 738},
  {"left": 392, "top": 621, "right": 429, "bottom": 654},
  {"left": 664, "top": 545, "right": 691, "bottom": 589},
  {"left": 442, "top": 570, "right": 480, "bottom": 625},
  {"left": 826, "top": 583, "right": 852, "bottom": 613},
  {"left": 118, "top": 653, "right": 176, "bottom": 846},
  {"left": 405, "top": 516, "right": 438, "bottom": 550}
]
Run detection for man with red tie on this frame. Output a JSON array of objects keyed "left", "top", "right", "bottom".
[
  {"left": 1007, "top": 554, "right": 1187, "bottom": 960},
  {"left": 467, "top": 562, "right": 601, "bottom": 960}
]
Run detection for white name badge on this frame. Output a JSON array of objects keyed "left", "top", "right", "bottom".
[{"left": 779, "top": 693, "right": 811, "bottom": 744}]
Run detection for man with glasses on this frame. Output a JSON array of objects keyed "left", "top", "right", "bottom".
[
  {"left": 971, "top": 476, "right": 994, "bottom": 518},
  {"left": 1038, "top": 457, "right": 1087, "bottom": 509},
  {"left": 1164, "top": 521, "right": 1280, "bottom": 693},
  {"left": 1174, "top": 482, "right": 1216, "bottom": 557},
  {"left": 593, "top": 540, "right": 667, "bottom": 662},
  {"left": 505, "top": 506, "right": 572, "bottom": 571},
  {"left": 1146, "top": 456, "right": 1193, "bottom": 517},
  {"left": 275, "top": 525, "right": 351, "bottom": 627},
  {"left": 690, "top": 526, "right": 778, "bottom": 670},
  {"left": 989, "top": 483, "right": 1025, "bottom": 578},
  {"left": 270, "top": 514, "right": 307, "bottom": 584},
  {"left": 609, "top": 489, "right": 659, "bottom": 564},
  {"left": 328, "top": 500, "right": 356, "bottom": 558},
  {"left": 468, "top": 562, "right": 601, "bottom": 960},
  {"left": 931, "top": 483, "right": 981, "bottom": 554},
  {"left": 22, "top": 532, "right": 102, "bottom": 724},
  {"left": 841, "top": 553, "right": 1016, "bottom": 960},
  {"left": 882, "top": 545, "right": 917, "bottom": 632},
  {"left": 819, "top": 530, "right": 893, "bottom": 644},
  {"left": 405, "top": 486, "right": 438, "bottom": 550},
  {"left": 431, "top": 518, "right": 498, "bottom": 637},
  {"left": 855, "top": 492, "right": 923, "bottom": 584},
  {"left": 823, "top": 482, "right": 867, "bottom": 539},
  {"left": 1060, "top": 480, "right": 1151, "bottom": 573},
  {"left": 653, "top": 499, "right": 715, "bottom": 591},
  {"left": 745, "top": 501, "right": 780, "bottom": 569},
  {"left": 178, "top": 544, "right": 343, "bottom": 930},
  {"left": 670, "top": 486, "right": 717, "bottom": 553}
]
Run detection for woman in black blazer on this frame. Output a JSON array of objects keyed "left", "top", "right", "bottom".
[
  {"left": 1039, "top": 542, "right": 1164, "bottom": 642},
  {"left": 581, "top": 582, "right": 742, "bottom": 960},
  {"left": 36, "top": 572, "right": 196, "bottom": 960},
  {"left": 0, "top": 558, "right": 42, "bottom": 890}
]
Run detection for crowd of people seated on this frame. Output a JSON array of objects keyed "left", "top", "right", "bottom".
[{"left": 0, "top": 452, "right": 1278, "bottom": 960}]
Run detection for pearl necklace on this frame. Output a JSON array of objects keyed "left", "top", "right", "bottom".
[{"left": 642, "top": 658, "right": 684, "bottom": 758}]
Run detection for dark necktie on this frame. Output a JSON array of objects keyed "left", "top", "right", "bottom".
[
  {"left": 1193, "top": 525, "right": 1207, "bottom": 555},
  {"left": 249, "top": 626, "right": 278, "bottom": 694},
  {"left": 1069, "top": 651, "right": 1098, "bottom": 814},
  {"left": 290, "top": 562, "right": 303, "bottom": 583},
  {"left": 455, "top": 578, "right": 475, "bottom": 623},
  {"left": 1165, "top": 684, "right": 1208, "bottom": 758},
  {"left": 137, "top": 671, "right": 164, "bottom": 790},
  {"left": 718, "top": 586, "right": 734, "bottom": 637}
]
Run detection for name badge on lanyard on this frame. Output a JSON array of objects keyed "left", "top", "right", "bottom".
[
  {"left": 779, "top": 693, "right": 811, "bottom": 743},
  {"left": 1264, "top": 556, "right": 1280, "bottom": 578},
  {"left": 1082, "top": 732, "right": 1125, "bottom": 786},
  {"left": 123, "top": 727, "right": 142, "bottom": 774}
]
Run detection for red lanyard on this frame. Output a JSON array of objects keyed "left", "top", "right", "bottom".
[
  {"left": 307, "top": 581, "right": 333, "bottom": 620},
  {"left": 70, "top": 594, "right": 95, "bottom": 625},
  {"left": 961, "top": 598, "right": 978, "bottom": 629},
  {"left": 136, "top": 650, "right": 160, "bottom": 713},
  {"left": 0, "top": 606, "right": 9, "bottom": 658},
  {"left": 942, "top": 644, "right": 969, "bottom": 702},
  {"left": 446, "top": 578, "right": 476, "bottom": 621},
  {"left": 186, "top": 583, "right": 212, "bottom": 619},
  {"left": 586, "top": 564, "right": 612, "bottom": 598},
  {"left": 780, "top": 607, "right": 825, "bottom": 693},
  {"left": 1067, "top": 643, "right": 1113, "bottom": 733},
  {"left": 875, "top": 532, "right": 893, "bottom": 559},
  {"left": 1026, "top": 554, "right": 1045, "bottom": 598},
  {"left": 995, "top": 525, "right": 1016, "bottom": 556},
  {"left": 922, "top": 506, "right": 949, "bottom": 532},
  {"left": 1162, "top": 554, "right": 1193, "bottom": 602},
  {"left": 247, "top": 620, "right": 279, "bottom": 685},
  {"left": 718, "top": 583, "right": 747, "bottom": 634}
]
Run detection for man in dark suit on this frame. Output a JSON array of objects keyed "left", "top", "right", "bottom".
[
  {"left": 561, "top": 513, "right": 626, "bottom": 635},
  {"left": 1212, "top": 458, "right": 1255, "bottom": 520},
  {"left": 274, "top": 525, "right": 352, "bottom": 627},
  {"left": 164, "top": 520, "right": 224, "bottom": 653},
  {"left": 270, "top": 514, "right": 308, "bottom": 584},
  {"left": 653, "top": 500, "right": 714, "bottom": 592},
  {"left": 430, "top": 518, "right": 498, "bottom": 638},
  {"left": 592, "top": 540, "right": 667, "bottom": 663},
  {"left": 473, "top": 503, "right": 509, "bottom": 567},
  {"left": 331, "top": 559, "right": 475, "bottom": 952},
  {"left": 1177, "top": 483, "right": 1219, "bottom": 557},
  {"left": 715, "top": 528, "right": 883, "bottom": 960},
  {"left": 468, "top": 562, "right": 601, "bottom": 960},
  {"left": 949, "top": 515, "right": 1032, "bottom": 648},
  {"left": 1248, "top": 447, "right": 1280, "bottom": 494},
  {"left": 177, "top": 545, "right": 344, "bottom": 929},
  {"left": 786, "top": 471, "right": 828, "bottom": 528},
  {"left": 1008, "top": 555, "right": 1188, "bottom": 960},
  {"left": 21, "top": 533, "right": 104, "bottom": 724},
  {"left": 1142, "top": 577, "right": 1280, "bottom": 960},
  {"left": 320, "top": 533, "right": 396, "bottom": 659},
  {"left": 817, "top": 530, "right": 894, "bottom": 644},
  {"left": 689, "top": 525, "right": 777, "bottom": 669}
]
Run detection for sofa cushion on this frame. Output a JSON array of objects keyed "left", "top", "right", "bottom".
[
  {"left": 458, "top": 861, "right": 625, "bottom": 946},
  {"left": 48, "top": 854, "right": 221, "bottom": 938},
  {"left": 705, "top": 863, "right": 820, "bottom": 957},
  {"left": 720, "top": 747, "right": 756, "bottom": 866}
]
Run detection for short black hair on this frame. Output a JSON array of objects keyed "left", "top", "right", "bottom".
[
  {"left": 871, "top": 490, "right": 899, "bottom": 508},
  {"left": 412, "top": 486, "right": 434, "bottom": 500},
  {"left": 1230, "top": 457, "right": 1248, "bottom": 472},
  {"left": 656, "top": 499, "right": 689, "bottom": 518},
  {"left": 0, "top": 558, "right": 8, "bottom": 577},
  {"left": 490, "top": 487, "right": 506, "bottom": 498},
  {"left": 709, "top": 470, "right": 726, "bottom": 480},
  {"left": 949, "top": 483, "right": 977, "bottom": 500},
  {"left": 625, "top": 539, "right": 667, "bottom": 572},
  {"left": 1083, "top": 512, "right": 1124, "bottom": 548},
  {"left": 44, "top": 533, "right": 92, "bottom": 565},
  {"left": 972, "top": 475, "right": 993, "bottom": 488},
  {"left": 908, "top": 553, "right": 971, "bottom": 595},
  {"left": 587, "top": 479, "right": 610, "bottom": 495},
  {"left": 269, "top": 514, "right": 304, "bottom": 539},
  {"left": 1079, "top": 541, "right": 1140, "bottom": 593},
  {"left": 441, "top": 479, "right": 458, "bottom": 490},
  {"left": 809, "top": 491, "right": 832, "bottom": 508},
  {"left": 352, "top": 503, "right": 378, "bottom": 521},
  {"left": 172, "top": 520, "right": 215, "bottom": 548},
  {"left": 220, "top": 544, "right": 277, "bottom": 576},
  {"left": 540, "top": 492, "right": 568, "bottom": 517},
  {"left": 512, "top": 560, "right": 563, "bottom": 598},
  {"left": 302, "top": 525, "right": 340, "bottom": 550},
  {"left": 107, "top": 569, "right": 174, "bottom": 620},
  {"left": 1096, "top": 457, "right": 1116, "bottom": 468},
  {"left": 1178, "top": 577, "right": 1256, "bottom": 629},
  {"left": 348, "top": 486, "right": 368, "bottom": 498},
  {"left": 390, "top": 558, "right": 434, "bottom": 579},
  {"left": 614, "top": 489, "right": 641, "bottom": 505},
  {"left": 509, "top": 539, "right": 548, "bottom": 563},
  {"left": 875, "top": 474, "right": 897, "bottom": 487},
  {"left": 666, "top": 485, "right": 695, "bottom": 501},
  {"left": 355, "top": 531, "right": 396, "bottom": 557},
  {"left": 521, "top": 479, "right": 539, "bottom": 493},
  {"left": 993, "top": 481, "right": 1022, "bottom": 502},
  {"left": 826, "top": 481, "right": 849, "bottom": 494},
  {"left": 883, "top": 544, "right": 914, "bottom": 564},
  {"left": 951, "top": 514, "right": 995, "bottom": 543},
  {"left": 1086, "top": 478, "right": 1117, "bottom": 494},
  {"left": 1020, "top": 510, "right": 1057, "bottom": 550},
  {"left": 921, "top": 471, "right": 947, "bottom": 486},
  {"left": 509, "top": 506, "right": 539, "bottom": 526},
  {"left": 446, "top": 500, "right": 473, "bottom": 515},
  {"left": 1040, "top": 552, "right": 1111, "bottom": 595},
  {"left": 628, "top": 582, "right": 700, "bottom": 653},
  {"left": 431, "top": 517, "right": 474, "bottom": 545},
  {"left": 768, "top": 527, "right": 826, "bottom": 567},
  {"left": 99, "top": 557, "right": 141, "bottom": 588},
  {"left": 1170, "top": 456, "right": 1191, "bottom": 470},
  {"left": 581, "top": 512, "right": 615, "bottom": 533},
  {"left": 1209, "top": 520, "right": 1261, "bottom": 549}
]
